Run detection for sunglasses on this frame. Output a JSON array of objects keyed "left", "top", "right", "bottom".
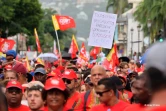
[
  {"left": 62, "top": 78, "right": 72, "bottom": 84},
  {"left": 96, "top": 89, "right": 110, "bottom": 96},
  {"left": 7, "top": 88, "right": 22, "bottom": 94}
]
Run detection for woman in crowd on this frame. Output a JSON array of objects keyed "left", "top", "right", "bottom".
[{"left": 43, "top": 77, "right": 69, "bottom": 111}]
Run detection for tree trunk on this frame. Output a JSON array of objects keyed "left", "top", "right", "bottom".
[{"left": 164, "top": 19, "right": 166, "bottom": 38}]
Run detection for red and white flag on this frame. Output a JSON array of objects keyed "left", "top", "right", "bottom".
[
  {"left": 90, "top": 47, "right": 101, "bottom": 59},
  {"left": 68, "top": 35, "right": 79, "bottom": 59},
  {"left": 77, "top": 42, "right": 88, "bottom": 64},
  {"left": 0, "top": 38, "right": 15, "bottom": 52},
  {"left": 52, "top": 15, "right": 76, "bottom": 31}
]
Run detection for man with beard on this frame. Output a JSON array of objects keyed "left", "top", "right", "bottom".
[
  {"left": 34, "top": 68, "right": 46, "bottom": 84},
  {"left": 5, "top": 80, "right": 29, "bottom": 111},
  {"left": 62, "top": 69, "right": 80, "bottom": 110},
  {"left": 27, "top": 85, "right": 45, "bottom": 111}
]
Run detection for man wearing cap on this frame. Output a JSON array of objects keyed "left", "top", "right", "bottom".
[
  {"left": 5, "top": 80, "right": 29, "bottom": 111},
  {"left": 34, "top": 68, "right": 46, "bottom": 84},
  {"left": 62, "top": 69, "right": 81, "bottom": 110},
  {"left": 76, "top": 65, "right": 107, "bottom": 111}
]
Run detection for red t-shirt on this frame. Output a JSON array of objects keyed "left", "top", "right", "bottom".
[
  {"left": 64, "top": 91, "right": 80, "bottom": 110},
  {"left": 90, "top": 100, "right": 130, "bottom": 111},
  {"left": 124, "top": 104, "right": 145, "bottom": 111},
  {"left": 8, "top": 105, "right": 29, "bottom": 111}
]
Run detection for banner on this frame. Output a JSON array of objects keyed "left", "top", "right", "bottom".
[
  {"left": 88, "top": 11, "right": 117, "bottom": 49},
  {"left": 0, "top": 38, "right": 15, "bottom": 52},
  {"left": 34, "top": 28, "right": 42, "bottom": 53},
  {"left": 52, "top": 15, "right": 76, "bottom": 31}
]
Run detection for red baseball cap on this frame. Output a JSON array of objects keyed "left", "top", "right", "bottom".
[
  {"left": 47, "top": 69, "right": 61, "bottom": 78},
  {"left": 6, "top": 80, "right": 22, "bottom": 89},
  {"left": 5, "top": 65, "right": 12, "bottom": 70},
  {"left": 44, "top": 77, "right": 66, "bottom": 91},
  {"left": 57, "top": 66, "right": 65, "bottom": 71},
  {"left": 62, "top": 69, "right": 77, "bottom": 80}
]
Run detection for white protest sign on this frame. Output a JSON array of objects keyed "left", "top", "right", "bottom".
[{"left": 88, "top": 11, "right": 117, "bottom": 49}]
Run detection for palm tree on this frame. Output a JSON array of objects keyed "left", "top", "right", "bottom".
[
  {"left": 134, "top": 0, "right": 166, "bottom": 40},
  {"left": 106, "top": 0, "right": 130, "bottom": 16}
]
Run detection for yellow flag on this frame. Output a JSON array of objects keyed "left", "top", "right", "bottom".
[{"left": 52, "top": 15, "right": 60, "bottom": 30}]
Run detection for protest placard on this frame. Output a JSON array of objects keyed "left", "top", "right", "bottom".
[{"left": 88, "top": 11, "right": 117, "bottom": 49}]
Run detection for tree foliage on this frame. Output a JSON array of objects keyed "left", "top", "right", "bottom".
[
  {"left": 106, "top": 0, "right": 131, "bottom": 15},
  {"left": 0, "top": 0, "right": 43, "bottom": 37},
  {"left": 134, "top": 0, "right": 166, "bottom": 41}
]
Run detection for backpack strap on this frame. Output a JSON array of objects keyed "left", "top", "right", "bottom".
[
  {"left": 84, "top": 90, "right": 91, "bottom": 111},
  {"left": 68, "top": 101, "right": 77, "bottom": 111}
]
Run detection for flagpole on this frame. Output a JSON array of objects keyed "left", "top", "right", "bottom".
[{"left": 54, "top": 30, "right": 62, "bottom": 65}]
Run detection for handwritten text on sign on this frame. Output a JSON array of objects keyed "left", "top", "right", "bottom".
[{"left": 88, "top": 11, "right": 117, "bottom": 49}]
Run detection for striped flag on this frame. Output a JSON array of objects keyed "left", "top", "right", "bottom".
[{"left": 34, "top": 28, "right": 42, "bottom": 53}]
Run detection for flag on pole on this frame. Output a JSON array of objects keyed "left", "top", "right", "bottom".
[
  {"left": 0, "top": 38, "right": 15, "bottom": 52},
  {"left": 68, "top": 35, "right": 79, "bottom": 58},
  {"left": 34, "top": 28, "right": 42, "bottom": 53},
  {"left": 90, "top": 47, "right": 101, "bottom": 59},
  {"left": 52, "top": 15, "right": 76, "bottom": 31},
  {"left": 52, "top": 15, "right": 60, "bottom": 30},
  {"left": 103, "top": 43, "right": 119, "bottom": 71},
  {"left": 77, "top": 42, "right": 88, "bottom": 64}
]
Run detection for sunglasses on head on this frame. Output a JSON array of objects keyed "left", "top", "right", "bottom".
[
  {"left": 7, "top": 88, "right": 22, "bottom": 94},
  {"left": 62, "top": 78, "right": 72, "bottom": 84},
  {"left": 96, "top": 89, "right": 110, "bottom": 96}
]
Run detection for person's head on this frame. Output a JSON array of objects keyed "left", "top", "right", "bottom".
[
  {"left": 128, "top": 72, "right": 138, "bottom": 82},
  {"left": 27, "top": 85, "right": 44, "bottom": 111},
  {"left": 80, "top": 84, "right": 86, "bottom": 93},
  {"left": 118, "top": 74, "right": 127, "bottom": 88},
  {"left": 106, "top": 70, "right": 114, "bottom": 77},
  {"left": 4, "top": 70, "right": 18, "bottom": 81},
  {"left": 136, "top": 62, "right": 141, "bottom": 68},
  {"left": 5, "top": 50, "right": 17, "bottom": 61},
  {"left": 119, "top": 62, "right": 129, "bottom": 74},
  {"left": 62, "top": 69, "right": 77, "bottom": 92},
  {"left": 131, "top": 74, "right": 150, "bottom": 104},
  {"left": 90, "top": 65, "right": 106, "bottom": 86},
  {"left": 75, "top": 71, "right": 82, "bottom": 88},
  {"left": 12, "top": 63, "right": 27, "bottom": 84},
  {"left": 35, "top": 64, "right": 45, "bottom": 70},
  {"left": 34, "top": 68, "right": 46, "bottom": 83},
  {"left": 5, "top": 80, "right": 23, "bottom": 107},
  {"left": 43, "top": 77, "right": 69, "bottom": 110},
  {"left": 95, "top": 78, "right": 117, "bottom": 104}
]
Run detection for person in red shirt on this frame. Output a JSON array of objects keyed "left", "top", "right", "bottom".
[
  {"left": 75, "top": 65, "right": 107, "bottom": 111},
  {"left": 43, "top": 77, "right": 70, "bottom": 111},
  {"left": 27, "top": 85, "right": 45, "bottom": 111},
  {"left": 62, "top": 69, "right": 80, "bottom": 110},
  {"left": 5, "top": 80, "right": 29, "bottom": 111},
  {"left": 90, "top": 78, "right": 130, "bottom": 111}
]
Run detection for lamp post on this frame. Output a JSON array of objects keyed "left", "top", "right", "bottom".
[
  {"left": 147, "top": 19, "right": 151, "bottom": 47},
  {"left": 137, "top": 24, "right": 141, "bottom": 60},
  {"left": 130, "top": 28, "right": 134, "bottom": 58}
]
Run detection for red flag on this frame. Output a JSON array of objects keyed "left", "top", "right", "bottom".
[
  {"left": 68, "top": 35, "right": 79, "bottom": 59},
  {"left": 0, "top": 38, "right": 15, "bottom": 52},
  {"left": 103, "top": 43, "right": 119, "bottom": 71},
  {"left": 34, "top": 28, "right": 42, "bottom": 53},
  {"left": 90, "top": 47, "right": 101, "bottom": 59},
  {"left": 52, "top": 15, "right": 76, "bottom": 31},
  {"left": 78, "top": 42, "right": 88, "bottom": 62}
]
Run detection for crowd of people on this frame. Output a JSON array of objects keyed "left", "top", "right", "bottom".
[{"left": 0, "top": 41, "right": 166, "bottom": 111}]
